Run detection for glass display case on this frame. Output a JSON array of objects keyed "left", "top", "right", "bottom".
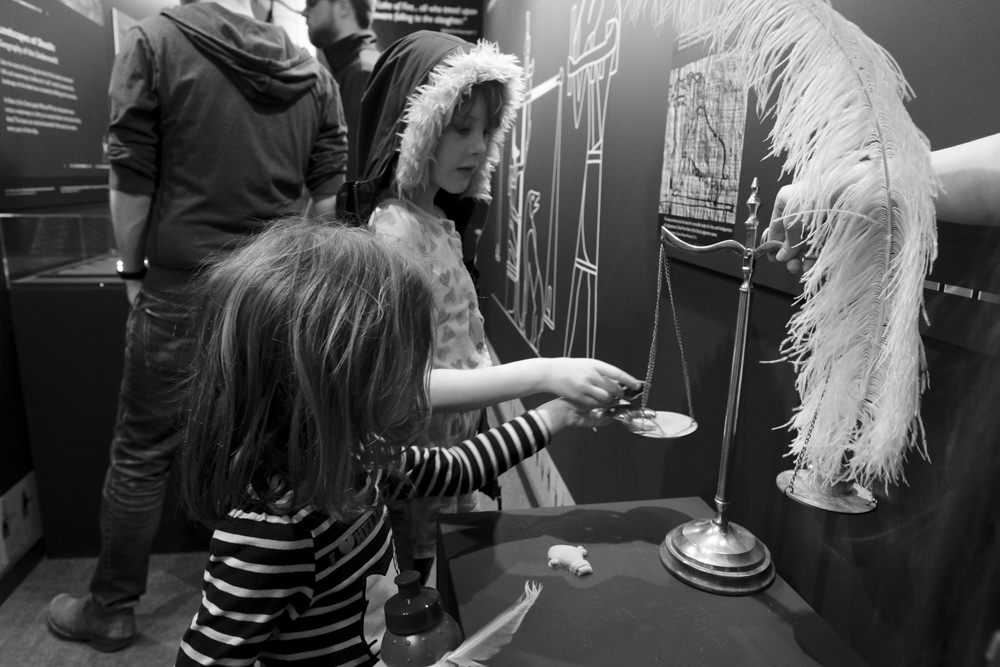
[{"left": 0, "top": 213, "right": 118, "bottom": 289}]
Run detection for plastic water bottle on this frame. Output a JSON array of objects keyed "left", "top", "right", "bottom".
[{"left": 381, "top": 570, "right": 463, "bottom": 666}]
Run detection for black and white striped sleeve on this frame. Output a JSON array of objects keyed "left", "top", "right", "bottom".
[
  {"left": 391, "top": 410, "right": 551, "bottom": 500},
  {"left": 176, "top": 512, "right": 316, "bottom": 665}
]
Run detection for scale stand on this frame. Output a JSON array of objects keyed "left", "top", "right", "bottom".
[{"left": 657, "top": 178, "right": 780, "bottom": 595}]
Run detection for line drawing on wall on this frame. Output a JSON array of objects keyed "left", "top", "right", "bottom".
[
  {"left": 491, "top": 0, "right": 621, "bottom": 358},
  {"left": 659, "top": 54, "right": 747, "bottom": 241},
  {"left": 562, "top": 0, "right": 620, "bottom": 358},
  {"left": 493, "top": 11, "right": 564, "bottom": 352}
]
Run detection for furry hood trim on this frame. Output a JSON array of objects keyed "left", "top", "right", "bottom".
[{"left": 393, "top": 40, "right": 525, "bottom": 200}]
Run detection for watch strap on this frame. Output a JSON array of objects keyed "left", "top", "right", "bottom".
[{"left": 116, "top": 260, "right": 147, "bottom": 280}]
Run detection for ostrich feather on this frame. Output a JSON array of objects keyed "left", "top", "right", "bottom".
[
  {"left": 432, "top": 581, "right": 542, "bottom": 667},
  {"left": 625, "top": 0, "right": 938, "bottom": 489}
]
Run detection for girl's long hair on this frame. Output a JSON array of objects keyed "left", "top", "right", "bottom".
[{"left": 180, "top": 219, "right": 435, "bottom": 525}]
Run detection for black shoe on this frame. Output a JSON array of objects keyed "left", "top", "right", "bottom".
[{"left": 47, "top": 593, "right": 136, "bottom": 652}]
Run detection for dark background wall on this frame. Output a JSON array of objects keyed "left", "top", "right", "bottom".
[
  {"left": 478, "top": 1, "right": 1000, "bottom": 664},
  {"left": 0, "top": 288, "right": 31, "bottom": 494}
]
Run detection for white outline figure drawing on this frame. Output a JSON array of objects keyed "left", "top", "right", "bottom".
[
  {"left": 561, "top": 0, "right": 620, "bottom": 358},
  {"left": 494, "top": 12, "right": 565, "bottom": 352},
  {"left": 491, "top": 0, "right": 621, "bottom": 357}
]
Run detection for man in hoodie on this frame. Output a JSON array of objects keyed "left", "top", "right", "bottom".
[
  {"left": 303, "top": 0, "right": 379, "bottom": 180},
  {"left": 46, "top": 0, "right": 347, "bottom": 652}
]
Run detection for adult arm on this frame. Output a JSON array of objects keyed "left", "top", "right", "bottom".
[
  {"left": 930, "top": 133, "right": 1000, "bottom": 227},
  {"left": 766, "top": 133, "right": 1000, "bottom": 273},
  {"left": 110, "top": 189, "right": 151, "bottom": 305},
  {"left": 305, "top": 69, "right": 348, "bottom": 218},
  {"left": 107, "top": 27, "right": 159, "bottom": 302}
]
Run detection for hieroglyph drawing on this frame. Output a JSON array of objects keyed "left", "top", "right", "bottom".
[
  {"left": 493, "top": 12, "right": 564, "bottom": 352},
  {"left": 659, "top": 54, "right": 748, "bottom": 241},
  {"left": 492, "top": 0, "right": 620, "bottom": 357}
]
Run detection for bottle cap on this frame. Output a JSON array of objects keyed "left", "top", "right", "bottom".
[{"left": 384, "top": 570, "right": 445, "bottom": 634}]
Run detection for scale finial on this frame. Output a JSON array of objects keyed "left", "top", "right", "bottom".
[{"left": 746, "top": 177, "right": 760, "bottom": 217}]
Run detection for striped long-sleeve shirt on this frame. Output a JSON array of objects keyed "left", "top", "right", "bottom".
[{"left": 176, "top": 410, "right": 551, "bottom": 666}]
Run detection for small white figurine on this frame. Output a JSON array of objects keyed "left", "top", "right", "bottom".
[{"left": 546, "top": 544, "right": 592, "bottom": 576}]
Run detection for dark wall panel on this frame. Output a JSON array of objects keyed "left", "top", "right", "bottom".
[{"left": 479, "top": 1, "right": 1000, "bottom": 665}]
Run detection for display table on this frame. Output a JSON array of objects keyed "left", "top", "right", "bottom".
[{"left": 437, "top": 496, "right": 866, "bottom": 666}]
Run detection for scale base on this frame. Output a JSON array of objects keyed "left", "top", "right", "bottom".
[
  {"left": 659, "top": 517, "right": 775, "bottom": 596},
  {"left": 776, "top": 469, "right": 876, "bottom": 514}
]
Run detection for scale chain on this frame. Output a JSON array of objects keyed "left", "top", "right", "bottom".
[{"left": 642, "top": 242, "right": 695, "bottom": 419}]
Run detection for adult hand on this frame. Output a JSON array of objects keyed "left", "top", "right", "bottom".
[
  {"left": 124, "top": 279, "right": 142, "bottom": 306},
  {"left": 764, "top": 162, "right": 882, "bottom": 275},
  {"left": 764, "top": 183, "right": 811, "bottom": 275}
]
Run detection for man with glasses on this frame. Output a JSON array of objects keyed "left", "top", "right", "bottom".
[{"left": 303, "top": 0, "right": 379, "bottom": 180}]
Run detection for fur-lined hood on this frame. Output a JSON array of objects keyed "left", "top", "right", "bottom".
[{"left": 355, "top": 30, "right": 524, "bottom": 204}]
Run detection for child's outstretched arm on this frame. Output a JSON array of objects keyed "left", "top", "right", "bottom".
[
  {"left": 389, "top": 398, "right": 605, "bottom": 501},
  {"left": 429, "top": 358, "right": 642, "bottom": 412},
  {"left": 533, "top": 396, "right": 611, "bottom": 432}
]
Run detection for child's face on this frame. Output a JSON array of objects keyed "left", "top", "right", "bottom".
[{"left": 431, "top": 94, "right": 489, "bottom": 195}]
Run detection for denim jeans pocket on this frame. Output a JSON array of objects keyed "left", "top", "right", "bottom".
[{"left": 136, "top": 290, "right": 198, "bottom": 374}]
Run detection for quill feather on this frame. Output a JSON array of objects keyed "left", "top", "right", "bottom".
[
  {"left": 625, "top": 0, "right": 938, "bottom": 489},
  {"left": 432, "top": 581, "right": 542, "bottom": 667}
]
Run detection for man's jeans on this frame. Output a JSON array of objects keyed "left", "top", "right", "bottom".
[{"left": 89, "top": 287, "right": 197, "bottom": 612}]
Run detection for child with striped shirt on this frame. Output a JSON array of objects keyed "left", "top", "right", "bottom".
[{"left": 175, "top": 220, "right": 638, "bottom": 665}]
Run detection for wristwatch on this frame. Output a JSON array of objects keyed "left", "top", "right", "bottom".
[{"left": 115, "top": 259, "right": 147, "bottom": 280}]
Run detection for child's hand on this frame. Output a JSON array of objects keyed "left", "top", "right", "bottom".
[
  {"left": 535, "top": 397, "right": 612, "bottom": 433},
  {"left": 540, "top": 358, "right": 642, "bottom": 408}
]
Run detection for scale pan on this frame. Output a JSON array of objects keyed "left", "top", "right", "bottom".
[{"left": 621, "top": 410, "right": 697, "bottom": 439}]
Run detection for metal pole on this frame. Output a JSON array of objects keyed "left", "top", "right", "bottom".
[{"left": 713, "top": 184, "right": 760, "bottom": 527}]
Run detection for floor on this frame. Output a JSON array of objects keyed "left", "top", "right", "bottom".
[{"left": 0, "top": 467, "right": 532, "bottom": 666}]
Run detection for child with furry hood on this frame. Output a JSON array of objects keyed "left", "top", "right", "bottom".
[
  {"left": 350, "top": 31, "right": 524, "bottom": 580},
  {"left": 339, "top": 30, "right": 635, "bottom": 581}
]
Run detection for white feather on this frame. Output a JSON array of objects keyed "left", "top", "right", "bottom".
[
  {"left": 432, "top": 581, "right": 542, "bottom": 667},
  {"left": 625, "top": 0, "right": 938, "bottom": 489}
]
